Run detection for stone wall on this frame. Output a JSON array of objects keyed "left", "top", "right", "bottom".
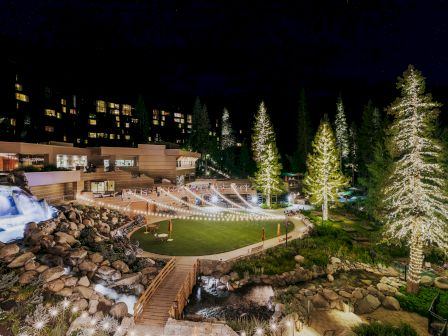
[{"left": 164, "top": 318, "right": 238, "bottom": 336}]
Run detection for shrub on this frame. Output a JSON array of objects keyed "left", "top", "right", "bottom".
[
  {"left": 352, "top": 322, "right": 418, "bottom": 336},
  {"left": 396, "top": 287, "right": 448, "bottom": 319}
]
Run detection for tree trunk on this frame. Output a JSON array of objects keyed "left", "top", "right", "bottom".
[
  {"left": 322, "top": 194, "right": 328, "bottom": 221},
  {"left": 407, "top": 239, "right": 424, "bottom": 293},
  {"left": 267, "top": 192, "right": 271, "bottom": 208}
]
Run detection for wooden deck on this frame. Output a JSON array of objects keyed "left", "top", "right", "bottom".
[{"left": 135, "top": 257, "right": 198, "bottom": 328}]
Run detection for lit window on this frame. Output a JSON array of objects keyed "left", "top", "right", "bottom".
[
  {"left": 187, "top": 114, "right": 192, "bottom": 123},
  {"left": 125, "top": 135, "right": 131, "bottom": 140},
  {"left": 122, "top": 104, "right": 132, "bottom": 116},
  {"left": 162, "top": 110, "right": 170, "bottom": 116},
  {"left": 115, "top": 116, "right": 120, "bottom": 121},
  {"left": 89, "top": 114, "right": 96, "bottom": 119},
  {"left": 161, "top": 121, "right": 165, "bottom": 126},
  {"left": 97, "top": 133, "right": 106, "bottom": 138},
  {"left": 63, "top": 135, "right": 67, "bottom": 142},
  {"left": 96, "top": 100, "right": 106, "bottom": 113},
  {"left": 125, "top": 123, "right": 129, "bottom": 128},
  {"left": 109, "top": 102, "right": 119, "bottom": 109},
  {"left": 89, "top": 132, "right": 97, "bottom": 138},
  {"left": 153, "top": 109, "right": 160, "bottom": 119},
  {"left": 174, "top": 118, "right": 181, "bottom": 123},
  {"left": 116, "top": 122, "right": 120, "bottom": 127},
  {"left": 16, "top": 93, "right": 29, "bottom": 102},
  {"left": 153, "top": 120, "right": 159, "bottom": 125},
  {"left": 209, "top": 131, "right": 212, "bottom": 135},
  {"left": 110, "top": 109, "right": 120, "bottom": 115},
  {"left": 161, "top": 116, "right": 166, "bottom": 121},
  {"left": 15, "top": 83, "right": 22, "bottom": 91},
  {"left": 117, "top": 134, "right": 120, "bottom": 139},
  {"left": 132, "top": 118, "right": 138, "bottom": 123},
  {"left": 62, "top": 106, "right": 66, "bottom": 113},
  {"left": 89, "top": 119, "right": 97, "bottom": 125},
  {"left": 45, "top": 126, "right": 54, "bottom": 132},
  {"left": 57, "top": 113, "right": 62, "bottom": 119},
  {"left": 187, "top": 124, "right": 192, "bottom": 129},
  {"left": 110, "top": 134, "right": 115, "bottom": 139},
  {"left": 45, "top": 109, "right": 56, "bottom": 117},
  {"left": 182, "top": 129, "right": 185, "bottom": 133},
  {"left": 10, "top": 118, "right": 16, "bottom": 126},
  {"left": 178, "top": 123, "right": 182, "bottom": 129},
  {"left": 174, "top": 113, "right": 183, "bottom": 118},
  {"left": 76, "top": 138, "right": 81, "bottom": 143},
  {"left": 61, "top": 99, "right": 66, "bottom": 105},
  {"left": 240, "top": 129, "right": 243, "bottom": 134},
  {"left": 180, "top": 119, "right": 185, "bottom": 124},
  {"left": 70, "top": 108, "right": 77, "bottom": 115}
]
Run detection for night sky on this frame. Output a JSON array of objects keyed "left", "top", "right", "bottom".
[{"left": 1, "top": 0, "right": 448, "bottom": 156}]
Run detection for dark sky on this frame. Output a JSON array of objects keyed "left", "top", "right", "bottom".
[{"left": 1, "top": 0, "right": 448, "bottom": 155}]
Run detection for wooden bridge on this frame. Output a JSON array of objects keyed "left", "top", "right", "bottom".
[{"left": 134, "top": 257, "right": 198, "bottom": 328}]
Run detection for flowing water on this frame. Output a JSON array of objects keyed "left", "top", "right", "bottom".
[{"left": 0, "top": 185, "right": 56, "bottom": 243}]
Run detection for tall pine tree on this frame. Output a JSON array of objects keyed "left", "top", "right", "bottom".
[
  {"left": 190, "top": 97, "right": 212, "bottom": 155},
  {"left": 134, "top": 95, "right": 150, "bottom": 145},
  {"left": 304, "top": 117, "right": 349, "bottom": 220},
  {"left": 382, "top": 65, "right": 448, "bottom": 293},
  {"left": 347, "top": 122, "right": 358, "bottom": 185},
  {"left": 335, "top": 96, "right": 350, "bottom": 167},
  {"left": 221, "top": 108, "right": 236, "bottom": 150},
  {"left": 252, "top": 102, "right": 283, "bottom": 207},
  {"left": 294, "top": 88, "right": 312, "bottom": 172}
]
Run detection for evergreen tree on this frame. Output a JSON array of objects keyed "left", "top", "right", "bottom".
[
  {"left": 382, "top": 65, "right": 448, "bottom": 293},
  {"left": 252, "top": 101, "right": 275, "bottom": 162},
  {"left": 251, "top": 102, "right": 283, "bottom": 207},
  {"left": 335, "top": 96, "right": 350, "bottom": 166},
  {"left": 238, "top": 142, "right": 255, "bottom": 178},
  {"left": 221, "top": 108, "right": 236, "bottom": 150},
  {"left": 294, "top": 88, "right": 312, "bottom": 172},
  {"left": 253, "top": 143, "right": 283, "bottom": 207},
  {"left": 190, "top": 97, "right": 212, "bottom": 155},
  {"left": 304, "top": 117, "right": 349, "bottom": 220},
  {"left": 347, "top": 122, "right": 358, "bottom": 185},
  {"left": 134, "top": 95, "right": 150, "bottom": 145}
]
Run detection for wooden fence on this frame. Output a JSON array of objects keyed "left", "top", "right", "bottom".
[
  {"left": 134, "top": 257, "right": 176, "bottom": 322},
  {"left": 168, "top": 260, "right": 199, "bottom": 319}
]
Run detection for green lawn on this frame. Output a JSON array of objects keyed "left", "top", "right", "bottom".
[{"left": 131, "top": 219, "right": 291, "bottom": 256}]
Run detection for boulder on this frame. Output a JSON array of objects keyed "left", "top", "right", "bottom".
[
  {"left": 88, "top": 299, "right": 99, "bottom": 314},
  {"left": 322, "top": 288, "right": 339, "bottom": 301},
  {"left": 382, "top": 296, "right": 400, "bottom": 310},
  {"left": 54, "top": 232, "right": 77, "bottom": 246},
  {"left": 24, "top": 260, "right": 40, "bottom": 271},
  {"left": 96, "top": 266, "right": 121, "bottom": 281},
  {"left": 69, "top": 248, "right": 88, "bottom": 259},
  {"left": 46, "top": 279, "right": 65, "bottom": 292},
  {"left": 42, "top": 266, "right": 65, "bottom": 283},
  {"left": 377, "top": 282, "right": 397, "bottom": 295},
  {"left": 8, "top": 252, "right": 35, "bottom": 268},
  {"left": 72, "top": 299, "right": 89, "bottom": 312},
  {"left": 355, "top": 294, "right": 381, "bottom": 314},
  {"left": 79, "top": 260, "right": 98, "bottom": 273},
  {"left": 112, "top": 272, "right": 142, "bottom": 287},
  {"left": 229, "top": 272, "right": 240, "bottom": 281},
  {"left": 382, "top": 266, "right": 400, "bottom": 277},
  {"left": 109, "top": 302, "right": 128, "bottom": 318},
  {"left": 36, "top": 265, "right": 49, "bottom": 273},
  {"left": 140, "top": 267, "right": 158, "bottom": 275},
  {"left": 339, "top": 290, "right": 352, "bottom": 299},
  {"left": 90, "top": 253, "right": 104, "bottom": 264},
  {"left": 0, "top": 244, "right": 20, "bottom": 259},
  {"left": 19, "top": 270, "right": 38, "bottom": 285},
  {"left": 78, "top": 276, "right": 90, "bottom": 287},
  {"left": 327, "top": 274, "right": 334, "bottom": 282},
  {"left": 75, "top": 286, "right": 94, "bottom": 299},
  {"left": 420, "top": 275, "right": 434, "bottom": 286},
  {"left": 294, "top": 255, "right": 305, "bottom": 264},
  {"left": 112, "top": 260, "right": 130, "bottom": 273},
  {"left": 434, "top": 277, "right": 448, "bottom": 290},
  {"left": 311, "top": 293, "right": 330, "bottom": 309},
  {"left": 63, "top": 276, "right": 78, "bottom": 287},
  {"left": 55, "top": 287, "right": 73, "bottom": 297},
  {"left": 330, "top": 257, "right": 342, "bottom": 264}
]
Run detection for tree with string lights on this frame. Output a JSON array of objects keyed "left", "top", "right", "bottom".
[
  {"left": 221, "top": 108, "right": 235, "bottom": 150},
  {"left": 382, "top": 65, "right": 448, "bottom": 293},
  {"left": 252, "top": 101, "right": 275, "bottom": 162},
  {"left": 335, "top": 96, "right": 349, "bottom": 167},
  {"left": 347, "top": 122, "right": 358, "bottom": 185},
  {"left": 304, "top": 117, "right": 349, "bottom": 220}
]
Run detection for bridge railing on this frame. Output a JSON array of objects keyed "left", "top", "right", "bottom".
[
  {"left": 169, "top": 260, "right": 199, "bottom": 319},
  {"left": 134, "top": 257, "right": 176, "bottom": 322}
]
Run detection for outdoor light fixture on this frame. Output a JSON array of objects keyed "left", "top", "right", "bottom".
[{"left": 211, "top": 195, "right": 219, "bottom": 203}]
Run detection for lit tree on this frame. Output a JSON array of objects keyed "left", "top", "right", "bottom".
[
  {"left": 252, "top": 101, "right": 275, "bottom": 162},
  {"left": 347, "top": 122, "right": 358, "bottom": 185},
  {"left": 335, "top": 96, "right": 350, "bottom": 166},
  {"left": 221, "top": 108, "right": 235, "bottom": 150},
  {"left": 304, "top": 117, "right": 349, "bottom": 220},
  {"left": 253, "top": 143, "right": 283, "bottom": 207},
  {"left": 134, "top": 95, "right": 150, "bottom": 145},
  {"left": 383, "top": 65, "right": 448, "bottom": 293}
]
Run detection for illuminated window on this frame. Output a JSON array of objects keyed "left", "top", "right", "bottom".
[
  {"left": 125, "top": 123, "right": 130, "bottom": 128},
  {"left": 180, "top": 118, "right": 185, "bottom": 124},
  {"left": 110, "top": 134, "right": 115, "bottom": 139},
  {"left": 97, "top": 133, "right": 106, "bottom": 138},
  {"left": 174, "top": 118, "right": 181, "bottom": 123},
  {"left": 76, "top": 138, "right": 81, "bottom": 143},
  {"left": 132, "top": 118, "right": 138, "bottom": 123},
  {"left": 109, "top": 102, "right": 119, "bottom": 109},
  {"left": 153, "top": 120, "right": 159, "bottom": 125},
  {"left": 70, "top": 108, "right": 77, "bottom": 115},
  {"left": 122, "top": 104, "right": 132, "bottom": 116},
  {"left": 57, "top": 113, "right": 62, "bottom": 119},
  {"left": 162, "top": 110, "right": 170, "bottom": 116},
  {"left": 161, "top": 116, "right": 166, "bottom": 121},
  {"left": 187, "top": 114, "right": 192, "bottom": 123},
  {"left": 117, "top": 134, "right": 121, "bottom": 139},
  {"left": 240, "top": 129, "right": 243, "bottom": 134},
  {"left": 115, "top": 116, "right": 120, "bottom": 121},
  {"left": 125, "top": 135, "right": 131, "bottom": 140},
  {"left": 89, "top": 114, "right": 96, "bottom": 119},
  {"left": 63, "top": 135, "right": 67, "bottom": 142},
  {"left": 174, "top": 113, "right": 183, "bottom": 118},
  {"left": 16, "top": 93, "right": 29, "bottom": 102},
  {"left": 178, "top": 123, "right": 182, "bottom": 129},
  {"left": 89, "top": 119, "right": 97, "bottom": 125},
  {"left": 182, "top": 129, "right": 185, "bottom": 134},
  {"left": 62, "top": 106, "right": 66, "bottom": 113},
  {"left": 45, "top": 109, "right": 56, "bottom": 117},
  {"left": 116, "top": 122, "right": 120, "bottom": 127},
  {"left": 96, "top": 100, "right": 106, "bottom": 113},
  {"left": 153, "top": 109, "right": 160, "bottom": 119},
  {"left": 161, "top": 121, "right": 165, "bottom": 126},
  {"left": 89, "top": 132, "right": 97, "bottom": 138},
  {"left": 61, "top": 99, "right": 66, "bottom": 105},
  {"left": 10, "top": 118, "right": 16, "bottom": 126},
  {"left": 15, "top": 83, "right": 22, "bottom": 91},
  {"left": 45, "top": 126, "right": 54, "bottom": 132},
  {"left": 209, "top": 131, "right": 212, "bottom": 136},
  {"left": 110, "top": 108, "right": 120, "bottom": 115},
  {"left": 187, "top": 124, "right": 192, "bottom": 129}
]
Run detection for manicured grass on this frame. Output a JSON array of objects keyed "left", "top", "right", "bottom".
[{"left": 131, "top": 219, "right": 291, "bottom": 256}]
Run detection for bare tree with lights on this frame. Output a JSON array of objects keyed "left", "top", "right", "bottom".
[
  {"left": 335, "top": 96, "right": 350, "bottom": 166},
  {"left": 304, "top": 117, "right": 349, "bottom": 220},
  {"left": 221, "top": 108, "right": 236, "bottom": 150},
  {"left": 383, "top": 65, "right": 448, "bottom": 293}
]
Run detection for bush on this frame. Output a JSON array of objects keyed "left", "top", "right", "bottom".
[
  {"left": 396, "top": 287, "right": 448, "bottom": 319},
  {"left": 352, "top": 322, "right": 418, "bottom": 336}
]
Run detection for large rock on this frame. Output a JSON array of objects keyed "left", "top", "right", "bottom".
[
  {"left": 54, "top": 232, "right": 77, "bottom": 246},
  {"left": 63, "top": 276, "right": 78, "bottom": 287},
  {"left": 311, "top": 293, "right": 330, "bottom": 309},
  {"left": 140, "top": 267, "right": 158, "bottom": 275},
  {"left": 89, "top": 299, "right": 99, "bottom": 314},
  {"left": 24, "top": 260, "right": 40, "bottom": 271},
  {"left": 96, "top": 266, "right": 121, "bottom": 281},
  {"left": 72, "top": 299, "right": 89, "bottom": 312},
  {"left": 112, "top": 260, "right": 130, "bottom": 273},
  {"left": 434, "top": 277, "right": 448, "bottom": 290},
  {"left": 8, "top": 252, "right": 35, "bottom": 268},
  {"left": 46, "top": 279, "right": 65, "bottom": 292},
  {"left": 376, "top": 283, "right": 397, "bottom": 295},
  {"left": 42, "top": 266, "right": 65, "bottom": 283},
  {"left": 19, "top": 270, "right": 38, "bottom": 285},
  {"left": 294, "top": 255, "right": 305, "bottom": 264},
  {"left": 69, "top": 248, "right": 88, "bottom": 259},
  {"left": 322, "top": 288, "right": 339, "bottom": 301},
  {"left": 79, "top": 260, "right": 98, "bottom": 273},
  {"left": 420, "top": 275, "right": 434, "bottom": 286},
  {"left": 78, "top": 276, "right": 90, "bottom": 287},
  {"left": 0, "top": 244, "right": 20, "bottom": 259},
  {"left": 55, "top": 287, "right": 73, "bottom": 297},
  {"left": 355, "top": 294, "right": 381, "bottom": 314},
  {"left": 75, "top": 286, "right": 94, "bottom": 299},
  {"left": 90, "top": 253, "right": 104, "bottom": 264},
  {"left": 382, "top": 296, "right": 400, "bottom": 310},
  {"left": 109, "top": 302, "right": 128, "bottom": 318},
  {"left": 112, "top": 272, "right": 142, "bottom": 287},
  {"left": 330, "top": 257, "right": 342, "bottom": 264}
]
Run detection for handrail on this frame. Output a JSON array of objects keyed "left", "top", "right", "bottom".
[
  {"left": 134, "top": 257, "right": 176, "bottom": 322},
  {"left": 169, "top": 260, "right": 199, "bottom": 320}
]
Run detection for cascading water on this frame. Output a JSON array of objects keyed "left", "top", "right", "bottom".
[{"left": 0, "top": 185, "right": 56, "bottom": 243}]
